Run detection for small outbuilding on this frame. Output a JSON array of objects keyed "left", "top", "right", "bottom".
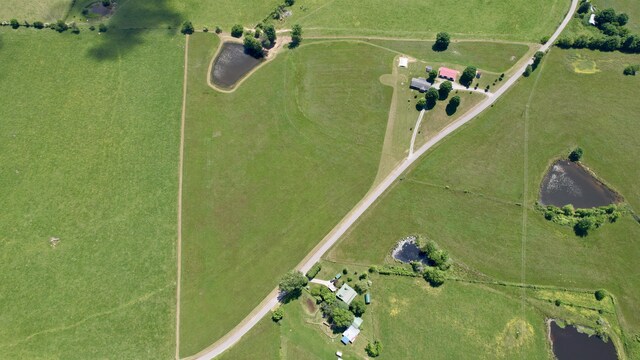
[
  {"left": 438, "top": 67, "right": 460, "bottom": 81},
  {"left": 336, "top": 283, "right": 357, "bottom": 305},
  {"left": 426, "top": 65, "right": 433, "bottom": 72},
  {"left": 352, "top": 317, "right": 363, "bottom": 329},
  {"left": 398, "top": 56, "right": 409, "bottom": 68},
  {"left": 342, "top": 325, "right": 361, "bottom": 344},
  {"left": 410, "top": 77, "right": 431, "bottom": 92},
  {"left": 589, "top": 13, "right": 596, "bottom": 25},
  {"left": 364, "top": 293, "right": 371, "bottom": 304}
]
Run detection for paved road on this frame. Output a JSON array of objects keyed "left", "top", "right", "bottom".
[{"left": 192, "top": 1, "right": 577, "bottom": 358}]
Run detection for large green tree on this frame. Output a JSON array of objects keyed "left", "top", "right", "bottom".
[
  {"left": 459, "top": 66, "right": 477, "bottom": 87},
  {"left": 425, "top": 87, "right": 439, "bottom": 109},
  {"left": 291, "top": 24, "right": 303, "bottom": 47},
  {"left": 433, "top": 32, "right": 451, "bottom": 51},
  {"left": 278, "top": 270, "right": 308, "bottom": 296},
  {"left": 331, "top": 307, "right": 354, "bottom": 328},
  {"left": 438, "top": 81, "right": 453, "bottom": 100},
  {"left": 349, "top": 298, "right": 366, "bottom": 316},
  {"left": 243, "top": 35, "right": 264, "bottom": 58}
]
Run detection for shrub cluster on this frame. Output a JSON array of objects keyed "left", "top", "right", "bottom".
[
  {"left": 377, "top": 265, "right": 418, "bottom": 277},
  {"left": 538, "top": 203, "right": 623, "bottom": 236},
  {"left": 557, "top": 3, "right": 640, "bottom": 53},
  {"left": 623, "top": 64, "right": 639, "bottom": 75},
  {"left": 305, "top": 262, "right": 321, "bottom": 279},
  {"left": 417, "top": 239, "right": 451, "bottom": 270},
  {"left": 365, "top": 340, "right": 383, "bottom": 357}
]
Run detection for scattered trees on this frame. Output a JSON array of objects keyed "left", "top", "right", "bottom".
[
  {"left": 459, "top": 66, "right": 477, "bottom": 87},
  {"left": 181, "top": 21, "right": 194, "bottom": 35},
  {"left": 290, "top": 24, "right": 303, "bottom": 47},
  {"left": 433, "top": 32, "right": 450, "bottom": 51},
  {"left": 231, "top": 24, "right": 244, "bottom": 38},
  {"left": 569, "top": 147, "right": 584, "bottom": 162},
  {"left": 33, "top": 21, "right": 44, "bottom": 29},
  {"left": 278, "top": 270, "right": 308, "bottom": 298},
  {"left": 365, "top": 340, "right": 383, "bottom": 357},
  {"left": 54, "top": 20, "right": 68, "bottom": 33},
  {"left": 446, "top": 95, "right": 461, "bottom": 115},
  {"left": 438, "top": 80, "right": 453, "bottom": 100}
]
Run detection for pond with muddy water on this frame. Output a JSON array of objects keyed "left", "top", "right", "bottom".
[
  {"left": 549, "top": 320, "right": 617, "bottom": 360},
  {"left": 211, "top": 42, "right": 264, "bottom": 89},
  {"left": 391, "top": 236, "right": 428, "bottom": 264},
  {"left": 539, "top": 160, "right": 620, "bottom": 208}
]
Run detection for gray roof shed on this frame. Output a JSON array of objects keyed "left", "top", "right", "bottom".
[{"left": 410, "top": 77, "right": 431, "bottom": 92}]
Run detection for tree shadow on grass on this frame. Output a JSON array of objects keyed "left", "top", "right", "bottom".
[
  {"left": 445, "top": 104, "right": 458, "bottom": 116},
  {"left": 87, "top": 0, "right": 183, "bottom": 60}
]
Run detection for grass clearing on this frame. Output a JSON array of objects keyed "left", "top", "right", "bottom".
[
  {"left": 0, "top": 28, "right": 183, "bottom": 358},
  {"left": 286, "top": 0, "right": 569, "bottom": 41},
  {"left": 0, "top": 0, "right": 72, "bottom": 22},
  {"left": 179, "top": 34, "right": 395, "bottom": 356},
  {"left": 328, "top": 48, "right": 640, "bottom": 357}
]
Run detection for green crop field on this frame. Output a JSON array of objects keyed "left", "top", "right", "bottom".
[
  {"left": 285, "top": 0, "right": 569, "bottom": 41},
  {"left": 328, "top": 48, "right": 640, "bottom": 358},
  {"left": 0, "top": 28, "right": 183, "bottom": 358},
  {"left": 0, "top": 0, "right": 72, "bottom": 22},
  {"left": 178, "top": 33, "right": 395, "bottom": 356}
]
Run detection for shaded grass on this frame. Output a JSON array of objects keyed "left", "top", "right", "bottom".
[
  {"left": 179, "top": 34, "right": 394, "bottom": 356},
  {"left": 0, "top": 29, "right": 183, "bottom": 358},
  {"left": 328, "top": 48, "right": 640, "bottom": 356},
  {"left": 286, "top": 0, "right": 569, "bottom": 41}
]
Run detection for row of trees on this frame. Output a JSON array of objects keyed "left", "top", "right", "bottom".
[
  {"left": 523, "top": 51, "right": 545, "bottom": 77},
  {"left": 540, "top": 203, "right": 623, "bottom": 236},
  {"left": 4, "top": 19, "right": 106, "bottom": 34}
]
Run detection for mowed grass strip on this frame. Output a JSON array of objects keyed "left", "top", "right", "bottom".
[
  {"left": 0, "top": 29, "right": 183, "bottom": 358},
  {"left": 286, "top": 0, "right": 568, "bottom": 41},
  {"left": 179, "top": 34, "right": 394, "bottom": 356},
  {"left": 328, "top": 48, "right": 640, "bottom": 357}
]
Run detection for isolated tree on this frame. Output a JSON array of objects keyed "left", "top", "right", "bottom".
[
  {"left": 446, "top": 95, "right": 461, "bottom": 115},
  {"left": 438, "top": 80, "right": 453, "bottom": 100},
  {"left": 416, "top": 98, "right": 427, "bottom": 110},
  {"left": 427, "top": 69, "right": 438, "bottom": 83},
  {"left": 98, "top": 23, "right": 108, "bottom": 32},
  {"left": 523, "top": 65, "right": 533, "bottom": 77},
  {"left": 291, "top": 24, "right": 303, "bottom": 47},
  {"left": 595, "top": 289, "right": 608, "bottom": 301},
  {"left": 459, "top": 66, "right": 477, "bottom": 87},
  {"left": 10, "top": 19, "right": 20, "bottom": 29},
  {"left": 278, "top": 270, "right": 308, "bottom": 296},
  {"left": 349, "top": 298, "right": 366, "bottom": 316},
  {"left": 425, "top": 87, "right": 439, "bottom": 109},
  {"left": 231, "top": 24, "right": 244, "bottom": 38},
  {"left": 285, "top": 0, "right": 295, "bottom": 5},
  {"left": 433, "top": 32, "right": 451, "bottom": 51},
  {"left": 271, "top": 307, "right": 284, "bottom": 322},
  {"left": 33, "top": 21, "right": 44, "bottom": 29},
  {"left": 569, "top": 147, "right": 584, "bottom": 161},
  {"left": 331, "top": 307, "right": 354, "bottom": 329},
  {"left": 263, "top": 24, "right": 277, "bottom": 43},
  {"left": 181, "top": 21, "right": 194, "bottom": 35},
  {"left": 366, "top": 340, "right": 383, "bottom": 357},
  {"left": 623, "top": 65, "right": 637, "bottom": 75}
]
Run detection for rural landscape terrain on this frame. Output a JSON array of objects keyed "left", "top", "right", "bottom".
[{"left": 1, "top": 0, "right": 638, "bottom": 359}]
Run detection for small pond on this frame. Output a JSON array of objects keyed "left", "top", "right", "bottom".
[
  {"left": 540, "top": 160, "right": 619, "bottom": 208},
  {"left": 391, "top": 236, "right": 428, "bottom": 264},
  {"left": 549, "top": 321, "right": 617, "bottom": 360},
  {"left": 211, "top": 42, "right": 264, "bottom": 89}
]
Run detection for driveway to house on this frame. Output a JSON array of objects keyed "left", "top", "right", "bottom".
[{"left": 190, "top": 0, "right": 578, "bottom": 358}]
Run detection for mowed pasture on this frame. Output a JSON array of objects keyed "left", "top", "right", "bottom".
[
  {"left": 0, "top": 29, "right": 183, "bottom": 358},
  {"left": 179, "top": 34, "right": 395, "bottom": 356},
  {"left": 328, "top": 48, "right": 640, "bottom": 357},
  {"left": 0, "top": 0, "right": 71, "bottom": 22},
  {"left": 285, "top": 0, "right": 569, "bottom": 41}
]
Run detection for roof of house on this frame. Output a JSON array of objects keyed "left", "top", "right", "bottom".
[
  {"left": 398, "top": 57, "right": 409, "bottom": 68},
  {"left": 336, "top": 284, "right": 357, "bottom": 305},
  {"left": 352, "top": 317, "right": 363, "bottom": 329},
  {"left": 410, "top": 77, "right": 431, "bottom": 92},
  {"left": 343, "top": 325, "right": 361, "bottom": 342},
  {"left": 438, "top": 67, "right": 460, "bottom": 79}
]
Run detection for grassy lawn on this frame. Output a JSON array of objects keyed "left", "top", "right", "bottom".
[
  {"left": 328, "top": 48, "right": 640, "bottom": 357},
  {"left": 179, "top": 34, "right": 395, "bottom": 356},
  {"left": 0, "top": 0, "right": 72, "bottom": 22},
  {"left": 285, "top": 0, "right": 569, "bottom": 41},
  {"left": 0, "top": 28, "right": 183, "bottom": 358}
]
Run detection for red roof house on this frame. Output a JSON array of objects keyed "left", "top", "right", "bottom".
[{"left": 438, "top": 67, "right": 460, "bottom": 81}]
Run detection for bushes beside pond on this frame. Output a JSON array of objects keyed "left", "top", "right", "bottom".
[{"left": 537, "top": 203, "right": 625, "bottom": 236}]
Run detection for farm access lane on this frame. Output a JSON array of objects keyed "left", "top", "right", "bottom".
[{"left": 189, "top": 0, "right": 578, "bottom": 358}]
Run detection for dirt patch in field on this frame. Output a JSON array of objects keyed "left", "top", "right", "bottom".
[{"left": 303, "top": 297, "right": 318, "bottom": 315}]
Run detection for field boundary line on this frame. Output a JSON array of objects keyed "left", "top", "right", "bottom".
[{"left": 175, "top": 34, "right": 190, "bottom": 360}]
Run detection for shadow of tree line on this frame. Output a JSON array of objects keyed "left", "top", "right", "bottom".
[{"left": 85, "top": 0, "right": 183, "bottom": 60}]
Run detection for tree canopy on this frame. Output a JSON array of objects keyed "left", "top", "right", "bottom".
[
  {"left": 181, "top": 21, "right": 194, "bottom": 35},
  {"left": 331, "top": 307, "right": 354, "bottom": 328},
  {"left": 278, "top": 270, "right": 308, "bottom": 295},
  {"left": 438, "top": 81, "right": 453, "bottom": 100},
  {"left": 433, "top": 32, "right": 451, "bottom": 51},
  {"left": 349, "top": 298, "right": 366, "bottom": 316},
  {"left": 231, "top": 24, "right": 244, "bottom": 38},
  {"left": 459, "top": 66, "right": 477, "bottom": 87}
]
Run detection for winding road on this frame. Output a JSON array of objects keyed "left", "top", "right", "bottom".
[{"left": 190, "top": 0, "right": 578, "bottom": 358}]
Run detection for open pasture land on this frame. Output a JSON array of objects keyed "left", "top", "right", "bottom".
[
  {"left": 179, "top": 34, "right": 395, "bottom": 356},
  {"left": 286, "top": 0, "right": 569, "bottom": 41},
  {"left": 328, "top": 48, "right": 640, "bottom": 357},
  {"left": 0, "top": 0, "right": 72, "bottom": 22},
  {"left": 0, "top": 29, "right": 183, "bottom": 358}
]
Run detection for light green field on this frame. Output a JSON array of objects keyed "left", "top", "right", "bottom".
[
  {"left": 179, "top": 33, "right": 395, "bottom": 356},
  {"left": 329, "top": 48, "right": 640, "bottom": 357},
  {"left": 0, "top": 29, "right": 183, "bottom": 358},
  {"left": 285, "top": 0, "right": 569, "bottom": 41},
  {"left": 0, "top": 0, "right": 71, "bottom": 22}
]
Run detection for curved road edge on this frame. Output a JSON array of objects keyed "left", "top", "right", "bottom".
[{"left": 189, "top": 0, "right": 578, "bottom": 358}]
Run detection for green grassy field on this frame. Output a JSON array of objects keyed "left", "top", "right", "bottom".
[
  {"left": 0, "top": 0, "right": 71, "bottom": 22},
  {"left": 0, "top": 28, "right": 183, "bottom": 358},
  {"left": 328, "top": 48, "right": 640, "bottom": 357},
  {"left": 285, "top": 0, "right": 569, "bottom": 41},
  {"left": 179, "top": 33, "right": 395, "bottom": 356}
]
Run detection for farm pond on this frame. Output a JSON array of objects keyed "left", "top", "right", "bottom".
[
  {"left": 391, "top": 236, "right": 428, "bottom": 264},
  {"left": 211, "top": 42, "right": 263, "bottom": 89},
  {"left": 549, "top": 320, "right": 617, "bottom": 360},
  {"left": 540, "top": 160, "right": 619, "bottom": 208}
]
